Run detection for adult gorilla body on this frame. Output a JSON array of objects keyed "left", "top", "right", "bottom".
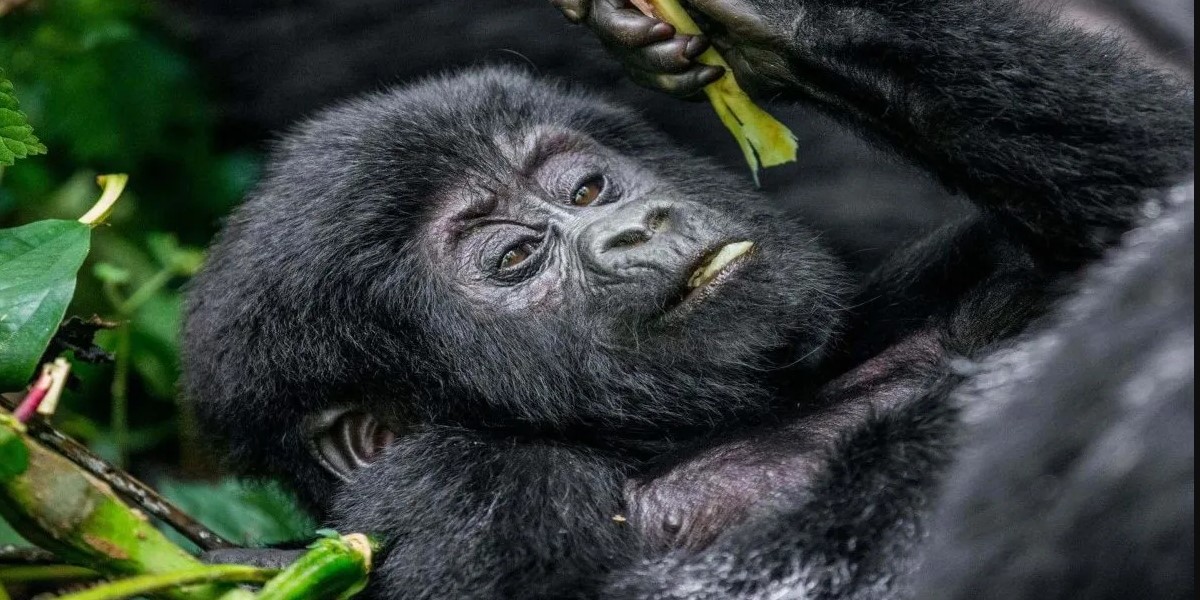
[{"left": 184, "top": 0, "right": 1194, "bottom": 598}]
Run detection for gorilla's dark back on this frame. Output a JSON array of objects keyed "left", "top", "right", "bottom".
[
  {"left": 918, "top": 184, "right": 1195, "bottom": 599},
  {"left": 167, "top": 0, "right": 963, "bottom": 273}
]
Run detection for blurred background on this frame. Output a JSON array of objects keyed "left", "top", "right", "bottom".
[{"left": 0, "top": 0, "right": 1192, "bottom": 548}]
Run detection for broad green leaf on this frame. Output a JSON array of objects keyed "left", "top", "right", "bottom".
[
  {"left": 0, "top": 74, "right": 47, "bottom": 167},
  {"left": 0, "top": 219, "right": 90, "bottom": 390}
]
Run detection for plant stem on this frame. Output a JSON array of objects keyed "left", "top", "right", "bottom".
[
  {"left": 0, "top": 399, "right": 234, "bottom": 551},
  {"left": 0, "top": 546, "right": 58, "bottom": 564},
  {"left": 54, "top": 565, "right": 277, "bottom": 600},
  {"left": 0, "top": 564, "right": 99, "bottom": 582},
  {"left": 0, "top": 416, "right": 238, "bottom": 600},
  {"left": 103, "top": 263, "right": 175, "bottom": 471},
  {"left": 118, "top": 268, "right": 174, "bottom": 315},
  {"left": 101, "top": 280, "right": 125, "bottom": 313},
  {"left": 109, "top": 325, "right": 132, "bottom": 469}
]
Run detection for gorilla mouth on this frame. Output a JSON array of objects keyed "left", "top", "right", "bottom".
[{"left": 665, "top": 241, "right": 756, "bottom": 316}]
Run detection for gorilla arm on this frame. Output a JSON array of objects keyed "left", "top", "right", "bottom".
[
  {"left": 552, "top": 0, "right": 1192, "bottom": 596},
  {"left": 204, "top": 421, "right": 639, "bottom": 599},
  {"left": 557, "top": 0, "right": 1194, "bottom": 265},
  {"left": 327, "top": 427, "right": 637, "bottom": 600}
]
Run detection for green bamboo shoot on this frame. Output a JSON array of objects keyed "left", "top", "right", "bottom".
[{"left": 0, "top": 413, "right": 234, "bottom": 600}]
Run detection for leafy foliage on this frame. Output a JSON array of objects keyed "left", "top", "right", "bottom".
[
  {"left": 0, "top": 73, "right": 46, "bottom": 166},
  {"left": 157, "top": 480, "right": 317, "bottom": 549},
  {"left": 0, "top": 219, "right": 90, "bottom": 389},
  {"left": 0, "top": 0, "right": 321, "bottom": 568},
  {"left": 1, "top": 0, "right": 259, "bottom": 473}
]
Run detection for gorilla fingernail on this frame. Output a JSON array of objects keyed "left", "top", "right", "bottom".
[
  {"left": 684, "top": 36, "right": 709, "bottom": 59},
  {"left": 649, "top": 22, "right": 675, "bottom": 40}
]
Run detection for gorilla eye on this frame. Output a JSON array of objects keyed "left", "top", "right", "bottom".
[
  {"left": 571, "top": 176, "right": 605, "bottom": 206},
  {"left": 499, "top": 241, "right": 538, "bottom": 271}
]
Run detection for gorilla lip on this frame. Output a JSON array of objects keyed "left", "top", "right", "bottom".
[
  {"left": 666, "top": 241, "right": 756, "bottom": 314},
  {"left": 687, "top": 241, "right": 755, "bottom": 291}
]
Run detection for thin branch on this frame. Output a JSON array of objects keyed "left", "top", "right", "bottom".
[
  {"left": 0, "top": 545, "right": 59, "bottom": 564},
  {"left": 0, "top": 396, "right": 235, "bottom": 551}
]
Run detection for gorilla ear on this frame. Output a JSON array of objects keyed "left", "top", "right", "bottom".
[{"left": 304, "top": 408, "right": 397, "bottom": 481}]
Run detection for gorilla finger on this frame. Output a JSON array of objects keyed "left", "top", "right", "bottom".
[
  {"left": 625, "top": 36, "right": 710, "bottom": 73},
  {"left": 550, "top": 0, "right": 591, "bottom": 23},
  {"left": 633, "top": 65, "right": 726, "bottom": 97},
  {"left": 591, "top": 0, "right": 675, "bottom": 48}
]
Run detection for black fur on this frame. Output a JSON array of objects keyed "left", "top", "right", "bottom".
[
  {"left": 168, "top": 0, "right": 967, "bottom": 275},
  {"left": 185, "top": 67, "right": 847, "bottom": 597},
  {"left": 183, "top": 0, "right": 1194, "bottom": 597},
  {"left": 916, "top": 185, "right": 1194, "bottom": 600}
]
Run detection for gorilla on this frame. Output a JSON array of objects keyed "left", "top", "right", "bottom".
[{"left": 183, "top": 0, "right": 1194, "bottom": 598}]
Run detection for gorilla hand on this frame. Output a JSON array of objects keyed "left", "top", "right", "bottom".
[
  {"left": 550, "top": 0, "right": 727, "bottom": 96},
  {"left": 549, "top": 0, "right": 802, "bottom": 97},
  {"left": 625, "top": 428, "right": 838, "bottom": 553}
]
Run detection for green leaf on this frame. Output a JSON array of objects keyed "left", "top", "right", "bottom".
[
  {"left": 146, "top": 232, "right": 205, "bottom": 276},
  {"left": 0, "top": 74, "right": 47, "bottom": 167},
  {"left": 0, "top": 513, "right": 32, "bottom": 547},
  {"left": 129, "top": 291, "right": 182, "bottom": 398},
  {"left": 157, "top": 479, "right": 317, "bottom": 550},
  {"left": 0, "top": 422, "right": 30, "bottom": 481},
  {"left": 0, "top": 219, "right": 90, "bottom": 390},
  {"left": 93, "top": 261, "right": 131, "bottom": 284}
]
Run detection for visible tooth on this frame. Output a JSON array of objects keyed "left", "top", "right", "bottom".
[{"left": 688, "top": 241, "right": 754, "bottom": 289}]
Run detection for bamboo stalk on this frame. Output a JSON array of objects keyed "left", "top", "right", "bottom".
[
  {"left": 0, "top": 395, "right": 234, "bottom": 551},
  {"left": 0, "top": 413, "right": 237, "bottom": 600}
]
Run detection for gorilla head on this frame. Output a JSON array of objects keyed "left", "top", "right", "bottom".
[{"left": 183, "top": 66, "right": 845, "bottom": 506}]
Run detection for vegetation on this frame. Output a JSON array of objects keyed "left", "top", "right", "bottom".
[{"left": 0, "top": 1, "right": 363, "bottom": 597}]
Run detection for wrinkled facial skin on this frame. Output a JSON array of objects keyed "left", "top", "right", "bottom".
[
  {"left": 429, "top": 129, "right": 751, "bottom": 322},
  {"left": 415, "top": 124, "right": 846, "bottom": 433},
  {"left": 184, "top": 67, "right": 847, "bottom": 454}
]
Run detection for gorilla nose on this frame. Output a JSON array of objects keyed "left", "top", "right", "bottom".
[{"left": 598, "top": 206, "right": 670, "bottom": 253}]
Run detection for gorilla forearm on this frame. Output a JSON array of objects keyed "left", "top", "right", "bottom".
[
  {"left": 628, "top": 329, "right": 947, "bottom": 552},
  {"left": 329, "top": 429, "right": 636, "bottom": 599},
  {"left": 757, "top": 0, "right": 1194, "bottom": 261},
  {"left": 565, "top": 0, "right": 1193, "bottom": 260},
  {"left": 610, "top": 375, "right": 963, "bottom": 600}
]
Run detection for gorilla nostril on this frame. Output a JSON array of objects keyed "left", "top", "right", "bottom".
[
  {"left": 606, "top": 229, "right": 652, "bottom": 251},
  {"left": 647, "top": 208, "right": 670, "bottom": 233}
]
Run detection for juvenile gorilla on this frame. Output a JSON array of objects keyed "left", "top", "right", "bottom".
[{"left": 184, "top": 0, "right": 1194, "bottom": 597}]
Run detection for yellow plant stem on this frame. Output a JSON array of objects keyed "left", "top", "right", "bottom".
[
  {"left": 637, "top": 0, "right": 797, "bottom": 183},
  {"left": 78, "top": 174, "right": 129, "bottom": 227}
]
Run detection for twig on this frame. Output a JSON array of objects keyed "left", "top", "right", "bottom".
[
  {"left": 0, "top": 545, "right": 59, "bottom": 564},
  {"left": 0, "top": 396, "right": 234, "bottom": 551}
]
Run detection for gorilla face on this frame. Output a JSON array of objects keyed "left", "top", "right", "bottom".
[
  {"left": 186, "top": 67, "right": 845, "bottom": 460},
  {"left": 411, "top": 117, "right": 845, "bottom": 433},
  {"left": 425, "top": 127, "right": 820, "bottom": 338}
]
